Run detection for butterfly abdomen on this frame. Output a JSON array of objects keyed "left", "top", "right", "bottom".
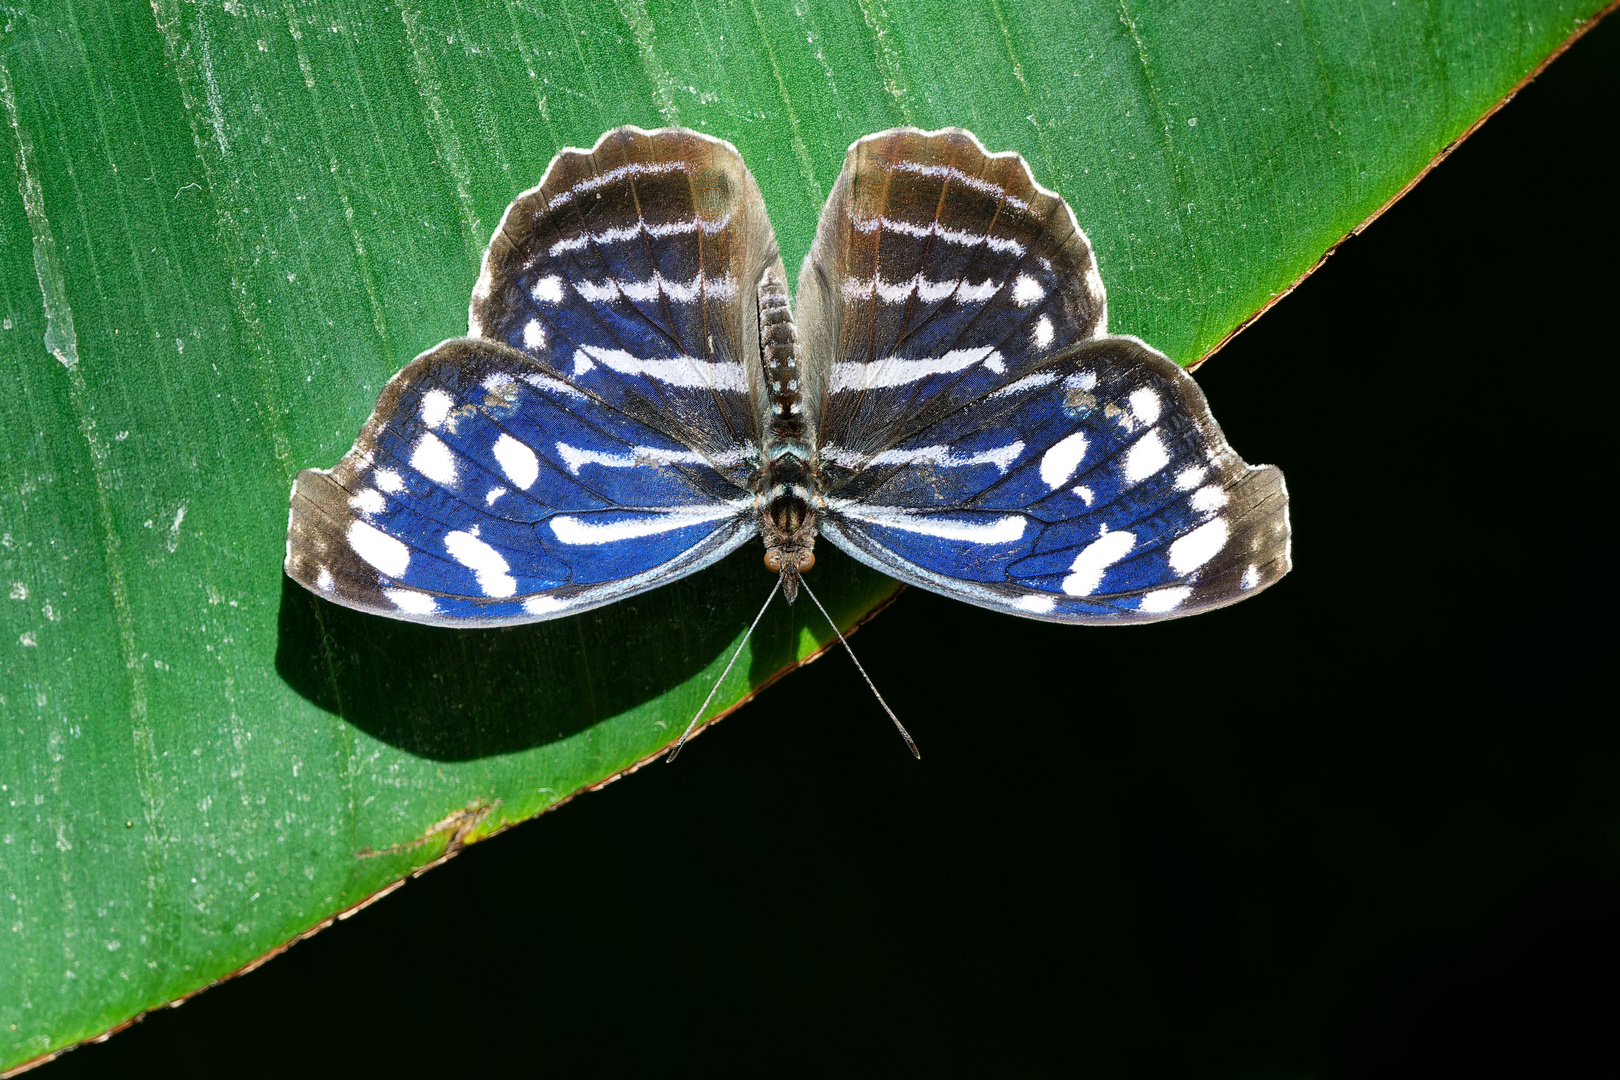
[{"left": 758, "top": 268, "right": 817, "bottom": 596}]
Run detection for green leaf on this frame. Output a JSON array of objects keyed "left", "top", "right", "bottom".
[{"left": 0, "top": 0, "right": 1606, "bottom": 1068}]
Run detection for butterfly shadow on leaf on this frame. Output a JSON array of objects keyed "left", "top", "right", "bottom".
[{"left": 273, "top": 546, "right": 802, "bottom": 761}]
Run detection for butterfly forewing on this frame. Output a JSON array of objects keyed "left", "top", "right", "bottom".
[
  {"left": 470, "top": 126, "right": 783, "bottom": 486},
  {"left": 796, "top": 128, "right": 1106, "bottom": 472},
  {"left": 817, "top": 336, "right": 1289, "bottom": 621}
]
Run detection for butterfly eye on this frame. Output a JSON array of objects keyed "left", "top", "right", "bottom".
[
  {"left": 763, "top": 550, "right": 784, "bottom": 573},
  {"left": 795, "top": 551, "right": 815, "bottom": 573}
]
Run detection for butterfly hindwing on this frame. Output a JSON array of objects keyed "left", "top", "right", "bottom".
[
  {"left": 285, "top": 338, "right": 755, "bottom": 626},
  {"left": 818, "top": 336, "right": 1290, "bottom": 622},
  {"left": 469, "top": 126, "right": 783, "bottom": 488},
  {"left": 796, "top": 127, "right": 1107, "bottom": 467}
]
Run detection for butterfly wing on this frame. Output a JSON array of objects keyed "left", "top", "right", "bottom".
[
  {"left": 795, "top": 127, "right": 1107, "bottom": 466},
  {"left": 801, "top": 129, "right": 1289, "bottom": 621},
  {"left": 287, "top": 127, "right": 786, "bottom": 625},
  {"left": 469, "top": 125, "right": 784, "bottom": 487},
  {"left": 285, "top": 338, "right": 756, "bottom": 626},
  {"left": 818, "top": 335, "right": 1290, "bottom": 622}
]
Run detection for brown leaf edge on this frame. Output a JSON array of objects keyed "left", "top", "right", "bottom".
[{"left": 6, "top": 7, "right": 1613, "bottom": 1071}]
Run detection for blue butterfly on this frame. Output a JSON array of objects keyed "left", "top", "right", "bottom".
[{"left": 286, "top": 127, "right": 1290, "bottom": 748}]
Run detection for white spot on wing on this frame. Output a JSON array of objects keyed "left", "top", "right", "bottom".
[
  {"left": 1139, "top": 586, "right": 1191, "bottom": 613},
  {"left": 1241, "top": 564, "right": 1260, "bottom": 590},
  {"left": 315, "top": 566, "right": 334, "bottom": 591},
  {"left": 1062, "top": 530, "right": 1136, "bottom": 596},
  {"left": 1174, "top": 465, "right": 1208, "bottom": 490},
  {"left": 1190, "top": 485, "right": 1228, "bottom": 514},
  {"left": 1073, "top": 485, "right": 1094, "bottom": 506},
  {"left": 1167, "top": 517, "right": 1228, "bottom": 575},
  {"left": 1040, "top": 432, "right": 1090, "bottom": 489},
  {"left": 384, "top": 588, "right": 438, "bottom": 615},
  {"left": 521, "top": 371, "right": 586, "bottom": 398},
  {"left": 347, "top": 520, "right": 409, "bottom": 578},
  {"left": 532, "top": 275, "right": 565, "bottom": 303},
  {"left": 1128, "top": 388, "right": 1162, "bottom": 425},
  {"left": 524, "top": 595, "right": 569, "bottom": 615},
  {"left": 1033, "top": 315, "right": 1054, "bottom": 348},
  {"left": 410, "top": 432, "right": 458, "bottom": 485},
  {"left": 1012, "top": 594, "right": 1055, "bottom": 614},
  {"left": 349, "top": 488, "right": 385, "bottom": 515},
  {"left": 1012, "top": 274, "right": 1045, "bottom": 307},
  {"left": 575, "top": 277, "right": 620, "bottom": 303},
  {"left": 373, "top": 469, "right": 405, "bottom": 494},
  {"left": 1122, "top": 430, "right": 1170, "bottom": 483},
  {"left": 990, "top": 371, "right": 1062, "bottom": 399},
  {"left": 955, "top": 278, "right": 1002, "bottom": 304},
  {"left": 419, "top": 389, "right": 454, "bottom": 429},
  {"left": 444, "top": 529, "right": 517, "bottom": 597},
  {"left": 522, "top": 319, "right": 546, "bottom": 350},
  {"left": 486, "top": 486, "right": 507, "bottom": 506},
  {"left": 492, "top": 434, "right": 540, "bottom": 490}
]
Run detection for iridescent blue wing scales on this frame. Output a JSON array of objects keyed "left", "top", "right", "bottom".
[
  {"left": 817, "top": 336, "right": 1289, "bottom": 621},
  {"left": 286, "top": 338, "right": 756, "bottom": 625},
  {"left": 800, "top": 130, "right": 1291, "bottom": 621}
]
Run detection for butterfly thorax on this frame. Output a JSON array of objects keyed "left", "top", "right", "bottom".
[{"left": 757, "top": 271, "right": 816, "bottom": 602}]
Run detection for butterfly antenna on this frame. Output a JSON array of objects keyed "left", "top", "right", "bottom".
[
  {"left": 798, "top": 577, "right": 920, "bottom": 760},
  {"left": 667, "top": 578, "right": 781, "bottom": 763}
]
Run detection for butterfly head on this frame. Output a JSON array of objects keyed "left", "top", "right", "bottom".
[
  {"left": 764, "top": 543, "right": 815, "bottom": 604},
  {"left": 762, "top": 484, "right": 816, "bottom": 605}
]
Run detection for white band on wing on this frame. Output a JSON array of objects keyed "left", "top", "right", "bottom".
[
  {"left": 851, "top": 215, "right": 1025, "bottom": 255},
  {"left": 550, "top": 505, "right": 739, "bottom": 545},
  {"left": 547, "top": 212, "right": 734, "bottom": 256},
  {"left": 822, "top": 440, "right": 1024, "bottom": 474},
  {"left": 836, "top": 504, "right": 1027, "bottom": 544},
  {"left": 829, "top": 346, "right": 1005, "bottom": 393},
  {"left": 571, "top": 346, "right": 748, "bottom": 391},
  {"left": 555, "top": 442, "right": 708, "bottom": 476}
]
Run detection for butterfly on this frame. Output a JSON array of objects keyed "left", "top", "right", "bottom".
[{"left": 285, "top": 126, "right": 1291, "bottom": 722}]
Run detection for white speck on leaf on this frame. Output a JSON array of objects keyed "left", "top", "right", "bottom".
[{"left": 166, "top": 503, "right": 187, "bottom": 553}]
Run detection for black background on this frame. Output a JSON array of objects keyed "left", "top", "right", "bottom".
[{"left": 45, "top": 15, "right": 1618, "bottom": 1079}]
